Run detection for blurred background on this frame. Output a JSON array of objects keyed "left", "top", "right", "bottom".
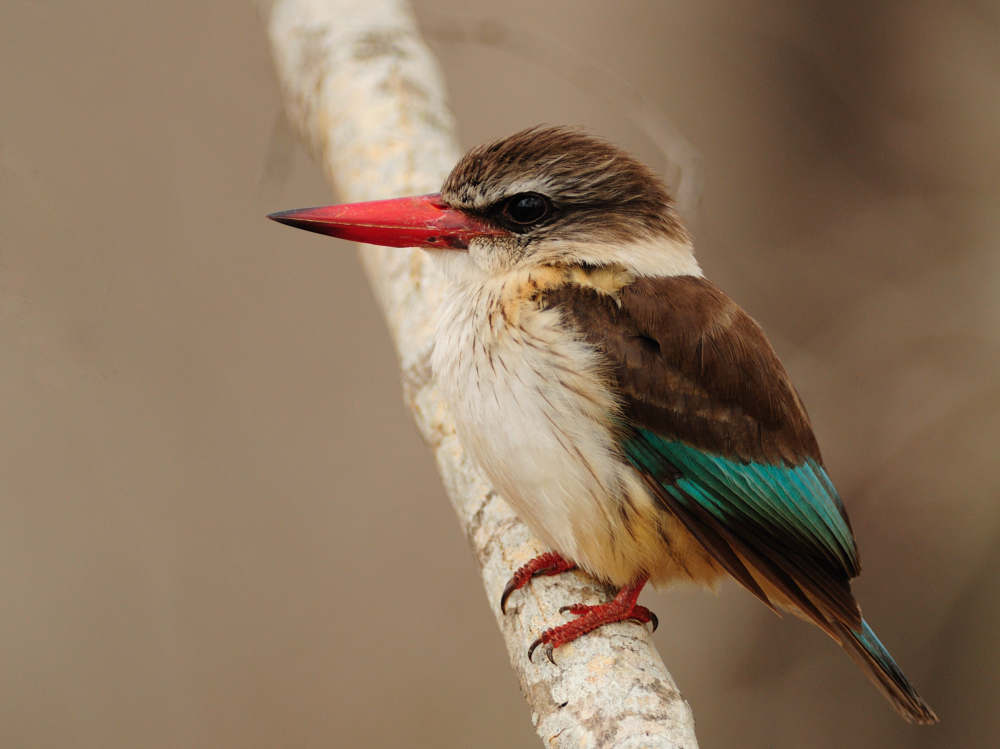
[{"left": 1, "top": 1, "right": 998, "bottom": 746}]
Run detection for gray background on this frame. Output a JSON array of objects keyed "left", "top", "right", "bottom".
[{"left": 2, "top": 1, "right": 998, "bottom": 747}]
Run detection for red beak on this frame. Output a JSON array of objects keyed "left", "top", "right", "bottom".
[{"left": 267, "top": 193, "right": 500, "bottom": 250}]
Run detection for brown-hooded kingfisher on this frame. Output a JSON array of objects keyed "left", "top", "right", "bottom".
[{"left": 268, "top": 126, "right": 937, "bottom": 724}]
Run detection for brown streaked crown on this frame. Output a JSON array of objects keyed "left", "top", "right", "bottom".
[{"left": 441, "top": 126, "right": 690, "bottom": 247}]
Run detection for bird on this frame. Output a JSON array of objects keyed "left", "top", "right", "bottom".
[{"left": 268, "top": 125, "right": 937, "bottom": 724}]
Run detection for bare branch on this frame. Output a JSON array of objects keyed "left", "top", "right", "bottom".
[{"left": 257, "top": 1, "right": 700, "bottom": 746}]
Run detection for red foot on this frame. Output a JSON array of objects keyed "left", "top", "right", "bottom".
[
  {"left": 528, "top": 576, "right": 657, "bottom": 664},
  {"left": 500, "top": 552, "right": 577, "bottom": 613}
]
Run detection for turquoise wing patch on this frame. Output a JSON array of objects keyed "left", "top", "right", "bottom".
[{"left": 624, "top": 428, "right": 859, "bottom": 577}]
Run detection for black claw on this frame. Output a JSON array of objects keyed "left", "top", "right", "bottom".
[
  {"left": 528, "top": 637, "right": 557, "bottom": 665},
  {"left": 500, "top": 578, "right": 519, "bottom": 614},
  {"left": 649, "top": 611, "right": 659, "bottom": 633},
  {"left": 559, "top": 605, "right": 573, "bottom": 614},
  {"left": 528, "top": 637, "right": 543, "bottom": 662}
]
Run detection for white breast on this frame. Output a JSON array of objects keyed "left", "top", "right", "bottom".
[
  {"left": 430, "top": 265, "right": 665, "bottom": 584},
  {"left": 425, "top": 253, "right": 725, "bottom": 589}
]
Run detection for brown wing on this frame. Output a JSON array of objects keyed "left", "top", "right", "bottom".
[
  {"left": 546, "top": 275, "right": 821, "bottom": 465},
  {"left": 622, "top": 276, "right": 821, "bottom": 462},
  {"left": 540, "top": 274, "right": 861, "bottom": 632}
]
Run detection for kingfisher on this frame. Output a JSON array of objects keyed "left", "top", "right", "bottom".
[{"left": 268, "top": 126, "right": 937, "bottom": 724}]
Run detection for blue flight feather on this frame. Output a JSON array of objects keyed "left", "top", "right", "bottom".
[
  {"left": 853, "top": 620, "right": 911, "bottom": 685},
  {"left": 828, "top": 618, "right": 937, "bottom": 723},
  {"left": 623, "top": 429, "right": 859, "bottom": 576}
]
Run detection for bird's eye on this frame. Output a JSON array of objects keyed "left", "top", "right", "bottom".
[{"left": 503, "top": 193, "right": 549, "bottom": 226}]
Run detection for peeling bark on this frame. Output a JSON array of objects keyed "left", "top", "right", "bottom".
[{"left": 256, "top": 1, "right": 700, "bottom": 745}]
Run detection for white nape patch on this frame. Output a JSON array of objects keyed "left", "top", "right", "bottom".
[
  {"left": 546, "top": 236, "right": 702, "bottom": 278},
  {"left": 428, "top": 233, "right": 702, "bottom": 281}
]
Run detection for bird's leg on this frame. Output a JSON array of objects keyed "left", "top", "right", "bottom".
[
  {"left": 500, "top": 551, "right": 577, "bottom": 613},
  {"left": 528, "top": 575, "right": 657, "bottom": 664}
]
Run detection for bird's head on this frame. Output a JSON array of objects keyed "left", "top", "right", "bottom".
[{"left": 269, "top": 126, "right": 699, "bottom": 279}]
